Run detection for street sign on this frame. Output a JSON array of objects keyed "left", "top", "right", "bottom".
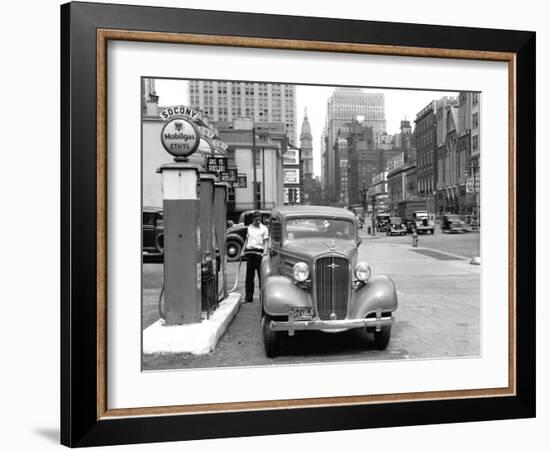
[
  {"left": 236, "top": 174, "right": 247, "bottom": 188},
  {"left": 466, "top": 176, "right": 480, "bottom": 193},
  {"left": 206, "top": 157, "right": 228, "bottom": 174},
  {"left": 221, "top": 168, "right": 237, "bottom": 183}
]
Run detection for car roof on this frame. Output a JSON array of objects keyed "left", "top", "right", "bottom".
[
  {"left": 272, "top": 205, "right": 356, "bottom": 220},
  {"left": 143, "top": 206, "right": 163, "bottom": 213},
  {"left": 240, "top": 209, "right": 271, "bottom": 216}
]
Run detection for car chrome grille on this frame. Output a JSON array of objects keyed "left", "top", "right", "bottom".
[{"left": 314, "top": 256, "right": 349, "bottom": 320}]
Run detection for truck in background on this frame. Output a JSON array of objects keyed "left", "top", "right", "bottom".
[{"left": 396, "top": 199, "right": 435, "bottom": 234}]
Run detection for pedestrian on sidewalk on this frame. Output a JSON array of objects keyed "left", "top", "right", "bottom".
[{"left": 244, "top": 210, "right": 269, "bottom": 303}]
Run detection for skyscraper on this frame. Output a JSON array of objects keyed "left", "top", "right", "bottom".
[
  {"left": 188, "top": 80, "right": 297, "bottom": 144},
  {"left": 322, "top": 88, "right": 386, "bottom": 201},
  {"left": 299, "top": 108, "right": 313, "bottom": 180}
]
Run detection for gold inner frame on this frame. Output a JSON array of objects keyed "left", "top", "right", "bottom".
[{"left": 96, "top": 29, "right": 517, "bottom": 420}]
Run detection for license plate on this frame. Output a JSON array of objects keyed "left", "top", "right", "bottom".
[{"left": 290, "top": 307, "right": 313, "bottom": 320}]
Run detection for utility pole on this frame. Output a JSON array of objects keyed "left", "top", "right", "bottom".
[
  {"left": 261, "top": 146, "right": 265, "bottom": 210},
  {"left": 371, "top": 192, "right": 376, "bottom": 236},
  {"left": 252, "top": 127, "right": 258, "bottom": 210}
]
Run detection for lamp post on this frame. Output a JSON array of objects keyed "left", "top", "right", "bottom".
[{"left": 465, "top": 161, "right": 480, "bottom": 265}]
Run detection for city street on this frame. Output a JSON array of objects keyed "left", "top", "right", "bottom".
[{"left": 142, "top": 228, "right": 480, "bottom": 370}]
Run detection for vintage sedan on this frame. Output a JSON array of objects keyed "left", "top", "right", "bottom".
[
  {"left": 386, "top": 217, "right": 407, "bottom": 236},
  {"left": 260, "top": 206, "right": 398, "bottom": 357},
  {"left": 143, "top": 207, "right": 164, "bottom": 253}
]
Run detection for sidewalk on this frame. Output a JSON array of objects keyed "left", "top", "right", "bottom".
[{"left": 143, "top": 292, "right": 241, "bottom": 355}]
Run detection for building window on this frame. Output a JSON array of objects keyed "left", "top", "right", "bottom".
[
  {"left": 472, "top": 112, "right": 479, "bottom": 129},
  {"left": 472, "top": 135, "right": 479, "bottom": 152}
]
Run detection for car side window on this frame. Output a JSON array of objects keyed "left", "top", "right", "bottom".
[{"left": 143, "top": 213, "right": 155, "bottom": 226}]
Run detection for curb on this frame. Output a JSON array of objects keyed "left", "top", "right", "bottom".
[
  {"left": 411, "top": 246, "right": 475, "bottom": 262},
  {"left": 143, "top": 292, "right": 241, "bottom": 355}
]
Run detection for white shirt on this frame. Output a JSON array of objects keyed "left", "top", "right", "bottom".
[{"left": 246, "top": 223, "right": 269, "bottom": 250}]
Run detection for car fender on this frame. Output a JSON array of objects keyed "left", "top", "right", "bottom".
[
  {"left": 226, "top": 232, "right": 244, "bottom": 245},
  {"left": 260, "top": 255, "right": 271, "bottom": 281},
  {"left": 262, "top": 276, "right": 312, "bottom": 317},
  {"left": 348, "top": 275, "right": 398, "bottom": 319}
]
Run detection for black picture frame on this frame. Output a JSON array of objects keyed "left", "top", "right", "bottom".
[{"left": 61, "top": 1, "right": 535, "bottom": 447}]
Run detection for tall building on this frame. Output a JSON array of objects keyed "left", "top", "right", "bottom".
[
  {"left": 345, "top": 120, "right": 377, "bottom": 206},
  {"left": 188, "top": 80, "right": 297, "bottom": 144},
  {"left": 436, "top": 94, "right": 480, "bottom": 215},
  {"left": 414, "top": 101, "right": 437, "bottom": 213},
  {"left": 322, "top": 88, "right": 386, "bottom": 201},
  {"left": 299, "top": 109, "right": 314, "bottom": 180},
  {"left": 395, "top": 119, "right": 415, "bottom": 163}
]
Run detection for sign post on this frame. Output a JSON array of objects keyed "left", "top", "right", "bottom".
[
  {"left": 206, "top": 157, "right": 228, "bottom": 175},
  {"left": 221, "top": 168, "right": 237, "bottom": 184}
]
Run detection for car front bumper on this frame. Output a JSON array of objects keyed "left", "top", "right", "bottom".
[{"left": 269, "top": 315, "right": 395, "bottom": 334}]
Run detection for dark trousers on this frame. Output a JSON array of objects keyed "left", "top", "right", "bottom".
[{"left": 245, "top": 251, "right": 262, "bottom": 302}]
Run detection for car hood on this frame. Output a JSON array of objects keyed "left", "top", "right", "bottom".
[{"left": 282, "top": 239, "right": 356, "bottom": 259}]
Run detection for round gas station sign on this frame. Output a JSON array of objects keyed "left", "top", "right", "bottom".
[{"left": 160, "top": 118, "right": 200, "bottom": 158}]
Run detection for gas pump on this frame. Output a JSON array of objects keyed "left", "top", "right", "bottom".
[
  {"left": 214, "top": 182, "right": 229, "bottom": 300},
  {"left": 158, "top": 162, "right": 202, "bottom": 325},
  {"left": 199, "top": 173, "right": 217, "bottom": 316},
  {"left": 155, "top": 106, "right": 233, "bottom": 327},
  {"left": 157, "top": 116, "right": 202, "bottom": 325}
]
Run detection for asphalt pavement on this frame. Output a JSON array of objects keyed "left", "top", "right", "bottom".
[{"left": 142, "top": 230, "right": 480, "bottom": 369}]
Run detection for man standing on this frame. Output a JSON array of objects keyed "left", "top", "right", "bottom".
[{"left": 244, "top": 211, "right": 269, "bottom": 303}]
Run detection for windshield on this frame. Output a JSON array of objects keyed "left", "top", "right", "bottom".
[
  {"left": 390, "top": 218, "right": 402, "bottom": 224},
  {"left": 285, "top": 218, "right": 354, "bottom": 240}
]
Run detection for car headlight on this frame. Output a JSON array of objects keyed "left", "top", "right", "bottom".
[
  {"left": 355, "top": 262, "right": 371, "bottom": 282},
  {"left": 293, "top": 262, "right": 309, "bottom": 282}
]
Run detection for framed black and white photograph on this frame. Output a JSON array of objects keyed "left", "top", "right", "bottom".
[{"left": 60, "top": 1, "right": 536, "bottom": 447}]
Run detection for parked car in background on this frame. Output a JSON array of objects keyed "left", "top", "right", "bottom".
[
  {"left": 225, "top": 209, "right": 271, "bottom": 261},
  {"left": 386, "top": 217, "right": 407, "bottom": 236},
  {"left": 441, "top": 214, "right": 468, "bottom": 233},
  {"left": 143, "top": 207, "right": 164, "bottom": 254},
  {"left": 142, "top": 207, "right": 164, "bottom": 263},
  {"left": 375, "top": 213, "right": 390, "bottom": 232},
  {"left": 260, "top": 206, "right": 398, "bottom": 357}
]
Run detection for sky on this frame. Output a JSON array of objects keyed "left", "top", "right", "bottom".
[{"left": 154, "top": 79, "right": 459, "bottom": 177}]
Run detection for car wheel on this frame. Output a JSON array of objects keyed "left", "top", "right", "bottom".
[
  {"left": 430, "top": 229, "right": 434, "bottom": 235},
  {"left": 155, "top": 233, "right": 164, "bottom": 253},
  {"left": 373, "top": 325, "right": 392, "bottom": 350},
  {"left": 226, "top": 240, "right": 242, "bottom": 262},
  {"left": 262, "top": 314, "right": 279, "bottom": 358}
]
